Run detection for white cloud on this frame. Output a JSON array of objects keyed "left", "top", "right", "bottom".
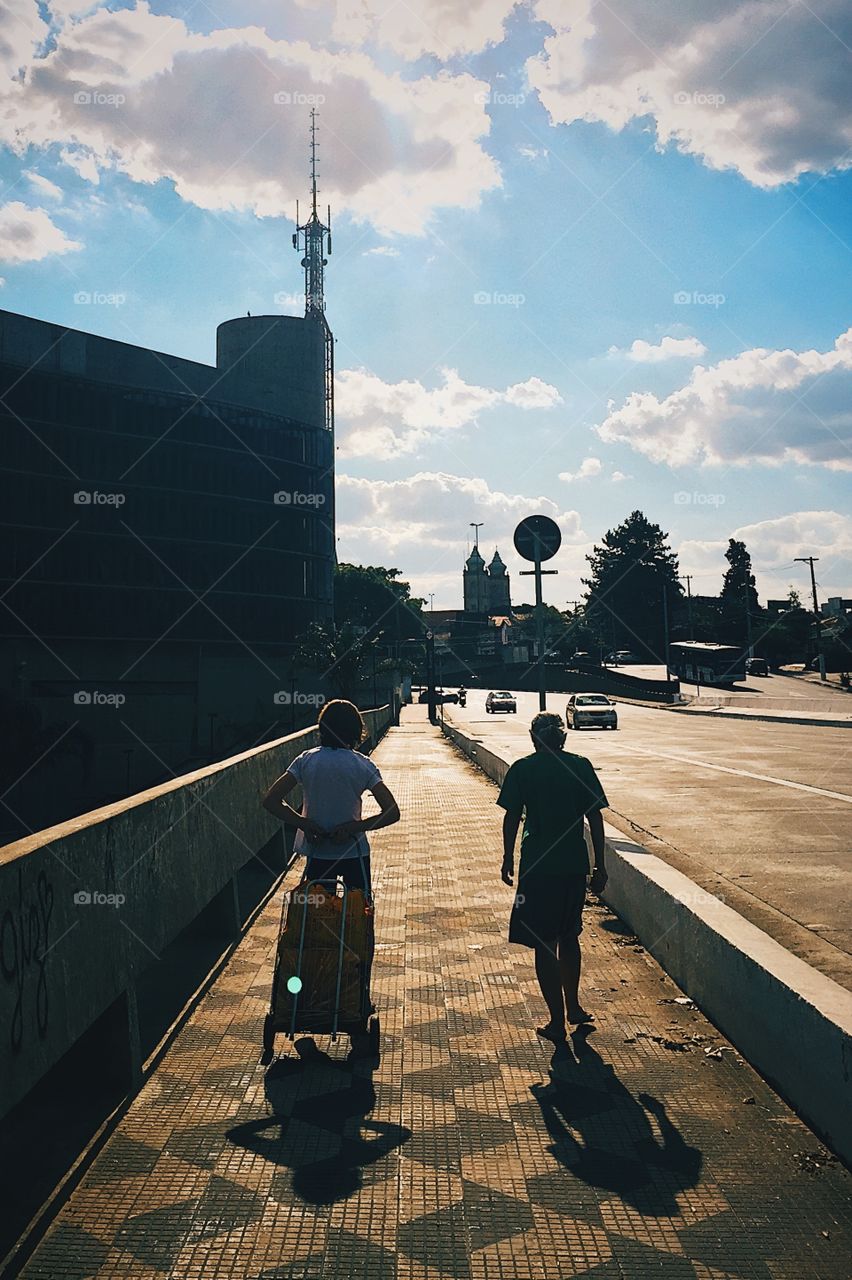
[
  {"left": 528, "top": 0, "right": 852, "bottom": 188},
  {"left": 331, "top": 0, "right": 520, "bottom": 60},
  {"left": 337, "top": 470, "right": 590, "bottom": 607},
  {"left": 679, "top": 510, "right": 852, "bottom": 599},
  {"left": 362, "top": 245, "right": 400, "bottom": 257},
  {"left": 610, "top": 335, "right": 707, "bottom": 363},
  {"left": 0, "top": 0, "right": 48, "bottom": 79},
  {"left": 2, "top": 3, "right": 501, "bottom": 236},
  {"left": 597, "top": 327, "right": 852, "bottom": 471},
  {"left": 559, "top": 456, "right": 602, "bottom": 482},
  {"left": 335, "top": 366, "right": 562, "bottom": 458},
  {"left": 0, "top": 202, "right": 82, "bottom": 262},
  {"left": 24, "top": 170, "right": 63, "bottom": 201},
  {"left": 611, "top": 470, "right": 630, "bottom": 482}
]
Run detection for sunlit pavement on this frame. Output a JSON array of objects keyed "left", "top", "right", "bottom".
[
  {"left": 15, "top": 710, "right": 852, "bottom": 1280},
  {"left": 446, "top": 688, "right": 852, "bottom": 989}
]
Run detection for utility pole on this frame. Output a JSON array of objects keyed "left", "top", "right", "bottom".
[
  {"left": 470, "top": 522, "right": 483, "bottom": 551},
  {"left": 679, "top": 574, "right": 694, "bottom": 640},
  {"left": 795, "top": 556, "right": 825, "bottom": 681}
]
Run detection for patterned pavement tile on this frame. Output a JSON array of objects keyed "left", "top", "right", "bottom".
[{"left": 14, "top": 713, "right": 852, "bottom": 1280}]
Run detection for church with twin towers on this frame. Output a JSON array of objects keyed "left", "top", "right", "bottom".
[{"left": 463, "top": 543, "right": 512, "bottom": 616}]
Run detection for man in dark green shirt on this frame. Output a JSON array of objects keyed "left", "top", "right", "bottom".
[{"left": 498, "top": 711, "right": 608, "bottom": 1044}]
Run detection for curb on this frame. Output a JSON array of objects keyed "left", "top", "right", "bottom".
[
  {"left": 440, "top": 718, "right": 852, "bottom": 1167},
  {"left": 666, "top": 707, "right": 852, "bottom": 729}
]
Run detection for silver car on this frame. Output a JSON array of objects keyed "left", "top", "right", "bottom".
[
  {"left": 486, "top": 690, "right": 517, "bottom": 714},
  {"left": 566, "top": 693, "right": 618, "bottom": 730}
]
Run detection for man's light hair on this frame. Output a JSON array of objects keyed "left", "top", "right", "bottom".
[{"left": 530, "top": 711, "right": 566, "bottom": 751}]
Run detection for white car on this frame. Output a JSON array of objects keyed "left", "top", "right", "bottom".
[
  {"left": 486, "top": 690, "right": 517, "bottom": 714},
  {"left": 566, "top": 693, "right": 618, "bottom": 730}
]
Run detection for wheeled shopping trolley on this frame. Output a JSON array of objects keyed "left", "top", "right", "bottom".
[{"left": 261, "top": 867, "right": 378, "bottom": 1065}]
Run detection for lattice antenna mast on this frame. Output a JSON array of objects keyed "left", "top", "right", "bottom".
[{"left": 292, "top": 107, "right": 332, "bottom": 318}]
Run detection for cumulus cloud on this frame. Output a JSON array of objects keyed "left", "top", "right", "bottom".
[
  {"left": 610, "top": 335, "right": 707, "bottom": 363},
  {"left": 331, "top": 0, "right": 520, "bottom": 60},
  {"left": 559, "top": 456, "right": 602, "bottom": 482},
  {"left": 1, "top": 0, "right": 48, "bottom": 79},
  {"left": 0, "top": 201, "right": 82, "bottom": 262},
  {"left": 528, "top": 0, "right": 852, "bottom": 188},
  {"left": 337, "top": 470, "right": 589, "bottom": 606},
  {"left": 596, "top": 328, "right": 852, "bottom": 471},
  {"left": 679, "top": 510, "right": 852, "bottom": 599},
  {"left": 335, "top": 367, "right": 562, "bottom": 458},
  {"left": 1, "top": 3, "right": 500, "bottom": 236}
]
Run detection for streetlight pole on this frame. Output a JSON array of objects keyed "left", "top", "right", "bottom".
[
  {"left": 679, "top": 574, "right": 694, "bottom": 640},
  {"left": 795, "top": 556, "right": 825, "bottom": 681}
]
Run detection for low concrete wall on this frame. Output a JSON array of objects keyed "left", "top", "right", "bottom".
[
  {"left": 0, "top": 706, "right": 394, "bottom": 1120},
  {"left": 441, "top": 720, "right": 852, "bottom": 1164}
]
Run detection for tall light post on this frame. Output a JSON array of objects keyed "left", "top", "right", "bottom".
[{"left": 795, "top": 556, "right": 825, "bottom": 681}]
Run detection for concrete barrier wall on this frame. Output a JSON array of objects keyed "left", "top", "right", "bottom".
[
  {"left": 441, "top": 720, "right": 852, "bottom": 1164},
  {"left": 0, "top": 706, "right": 393, "bottom": 1119}
]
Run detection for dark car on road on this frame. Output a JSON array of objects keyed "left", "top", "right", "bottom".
[
  {"left": 417, "top": 688, "right": 459, "bottom": 704},
  {"left": 566, "top": 693, "right": 618, "bottom": 730},
  {"left": 745, "top": 657, "right": 769, "bottom": 676}
]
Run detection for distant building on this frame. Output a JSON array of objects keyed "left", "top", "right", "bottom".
[{"left": 463, "top": 545, "right": 512, "bottom": 616}]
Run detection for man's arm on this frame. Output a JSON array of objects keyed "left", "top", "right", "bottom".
[
  {"left": 501, "top": 809, "right": 522, "bottom": 885},
  {"left": 587, "top": 808, "right": 607, "bottom": 894}
]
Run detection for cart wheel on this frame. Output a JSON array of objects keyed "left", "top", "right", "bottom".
[
  {"left": 260, "top": 1014, "right": 275, "bottom": 1066},
  {"left": 368, "top": 1014, "right": 381, "bottom": 1057}
]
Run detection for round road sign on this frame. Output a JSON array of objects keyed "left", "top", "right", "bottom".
[{"left": 513, "top": 514, "right": 561, "bottom": 563}]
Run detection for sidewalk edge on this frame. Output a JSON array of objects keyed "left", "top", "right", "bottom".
[{"left": 440, "top": 718, "right": 852, "bottom": 1168}]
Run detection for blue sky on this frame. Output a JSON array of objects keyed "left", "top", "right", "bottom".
[{"left": 1, "top": 0, "right": 851, "bottom": 608}]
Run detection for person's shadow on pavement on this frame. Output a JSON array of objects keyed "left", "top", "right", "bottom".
[
  {"left": 226, "top": 1040, "right": 411, "bottom": 1205},
  {"left": 532, "top": 1026, "right": 702, "bottom": 1215}
]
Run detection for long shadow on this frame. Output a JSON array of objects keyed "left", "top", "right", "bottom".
[
  {"left": 226, "top": 1041, "right": 411, "bottom": 1205},
  {"left": 532, "top": 1026, "right": 702, "bottom": 1216}
]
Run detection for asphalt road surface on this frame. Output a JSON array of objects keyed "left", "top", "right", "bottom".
[{"left": 446, "top": 688, "right": 852, "bottom": 989}]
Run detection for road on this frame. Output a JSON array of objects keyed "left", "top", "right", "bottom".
[{"left": 446, "top": 688, "right": 852, "bottom": 989}]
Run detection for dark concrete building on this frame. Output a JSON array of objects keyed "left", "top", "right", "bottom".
[{"left": 0, "top": 308, "right": 335, "bottom": 835}]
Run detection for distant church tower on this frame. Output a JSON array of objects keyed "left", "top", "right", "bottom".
[
  {"left": 463, "top": 545, "right": 489, "bottom": 614},
  {"left": 487, "top": 548, "right": 511, "bottom": 614}
]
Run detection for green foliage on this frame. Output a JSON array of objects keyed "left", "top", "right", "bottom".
[
  {"left": 294, "top": 620, "right": 373, "bottom": 701},
  {"left": 582, "top": 510, "right": 682, "bottom": 659},
  {"left": 334, "top": 563, "right": 424, "bottom": 640},
  {"left": 720, "top": 539, "right": 760, "bottom": 645}
]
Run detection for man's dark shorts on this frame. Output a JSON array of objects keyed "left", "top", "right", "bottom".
[{"left": 509, "top": 872, "right": 587, "bottom": 949}]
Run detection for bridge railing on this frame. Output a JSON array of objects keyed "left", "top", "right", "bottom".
[{"left": 0, "top": 705, "right": 394, "bottom": 1120}]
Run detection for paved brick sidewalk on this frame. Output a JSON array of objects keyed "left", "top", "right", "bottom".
[{"left": 15, "top": 714, "right": 852, "bottom": 1279}]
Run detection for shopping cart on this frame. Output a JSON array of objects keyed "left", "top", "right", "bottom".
[{"left": 261, "top": 863, "right": 379, "bottom": 1064}]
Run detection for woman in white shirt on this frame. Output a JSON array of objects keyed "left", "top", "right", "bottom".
[{"left": 262, "top": 699, "right": 400, "bottom": 892}]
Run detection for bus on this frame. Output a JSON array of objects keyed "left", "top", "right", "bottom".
[{"left": 668, "top": 641, "right": 746, "bottom": 687}]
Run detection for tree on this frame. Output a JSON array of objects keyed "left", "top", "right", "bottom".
[
  {"left": 294, "top": 621, "right": 373, "bottom": 701},
  {"left": 720, "top": 539, "right": 760, "bottom": 647},
  {"left": 334, "top": 564, "right": 424, "bottom": 642},
  {"left": 582, "top": 511, "right": 682, "bottom": 660}
]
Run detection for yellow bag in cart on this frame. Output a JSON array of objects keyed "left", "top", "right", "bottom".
[{"left": 273, "top": 880, "right": 374, "bottom": 1031}]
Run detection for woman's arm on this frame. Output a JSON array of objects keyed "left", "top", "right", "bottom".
[
  {"left": 327, "top": 781, "right": 400, "bottom": 842},
  {"left": 261, "top": 771, "right": 324, "bottom": 841}
]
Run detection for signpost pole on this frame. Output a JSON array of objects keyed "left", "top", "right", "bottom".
[
  {"left": 514, "top": 514, "right": 562, "bottom": 716},
  {"left": 534, "top": 553, "right": 546, "bottom": 711}
]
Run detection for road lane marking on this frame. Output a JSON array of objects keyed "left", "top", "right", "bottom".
[{"left": 612, "top": 743, "right": 852, "bottom": 804}]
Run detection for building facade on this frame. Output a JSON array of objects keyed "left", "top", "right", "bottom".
[
  {"left": 463, "top": 545, "right": 512, "bottom": 616},
  {"left": 0, "top": 308, "right": 335, "bottom": 835}
]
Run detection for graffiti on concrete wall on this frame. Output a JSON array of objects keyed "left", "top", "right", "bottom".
[{"left": 0, "top": 865, "right": 55, "bottom": 1052}]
